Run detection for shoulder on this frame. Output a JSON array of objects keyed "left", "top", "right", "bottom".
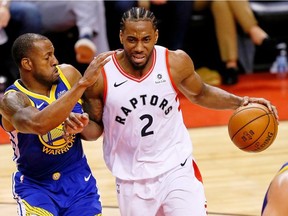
[
  {"left": 58, "top": 64, "right": 82, "bottom": 86},
  {"left": 58, "top": 63, "right": 79, "bottom": 75},
  {"left": 167, "top": 49, "right": 194, "bottom": 69},
  {"left": 166, "top": 49, "right": 196, "bottom": 83},
  {"left": 270, "top": 169, "right": 288, "bottom": 195}
]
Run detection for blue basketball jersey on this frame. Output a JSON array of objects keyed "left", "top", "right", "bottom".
[
  {"left": 2, "top": 66, "right": 84, "bottom": 178},
  {"left": 0, "top": 66, "right": 102, "bottom": 215}
]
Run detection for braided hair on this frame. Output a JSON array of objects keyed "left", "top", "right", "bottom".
[{"left": 120, "top": 7, "right": 158, "bottom": 31}]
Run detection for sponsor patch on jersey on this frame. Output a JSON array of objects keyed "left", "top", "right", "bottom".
[{"left": 154, "top": 73, "right": 167, "bottom": 84}]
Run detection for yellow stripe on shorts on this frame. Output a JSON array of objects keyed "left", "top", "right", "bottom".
[{"left": 22, "top": 200, "right": 54, "bottom": 216}]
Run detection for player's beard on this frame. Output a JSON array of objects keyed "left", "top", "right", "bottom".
[{"left": 52, "top": 77, "right": 60, "bottom": 85}]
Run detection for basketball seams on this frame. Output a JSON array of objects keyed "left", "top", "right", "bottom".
[
  {"left": 228, "top": 103, "right": 278, "bottom": 153},
  {"left": 240, "top": 113, "right": 271, "bottom": 151},
  {"left": 230, "top": 113, "right": 268, "bottom": 140},
  {"left": 229, "top": 106, "right": 269, "bottom": 119},
  {"left": 228, "top": 106, "right": 269, "bottom": 138},
  {"left": 267, "top": 113, "right": 278, "bottom": 144}
]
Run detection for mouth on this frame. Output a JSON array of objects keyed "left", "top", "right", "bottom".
[
  {"left": 54, "top": 67, "right": 60, "bottom": 76},
  {"left": 132, "top": 54, "right": 145, "bottom": 64}
]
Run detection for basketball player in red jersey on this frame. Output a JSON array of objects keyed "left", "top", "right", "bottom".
[{"left": 67, "top": 7, "right": 279, "bottom": 216}]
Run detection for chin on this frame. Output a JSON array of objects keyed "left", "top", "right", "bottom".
[
  {"left": 52, "top": 77, "right": 60, "bottom": 85},
  {"left": 132, "top": 62, "right": 146, "bottom": 70}
]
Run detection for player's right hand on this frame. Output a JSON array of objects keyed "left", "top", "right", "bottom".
[{"left": 80, "top": 51, "right": 114, "bottom": 87}]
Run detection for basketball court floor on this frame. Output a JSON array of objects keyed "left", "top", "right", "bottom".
[{"left": 1, "top": 121, "right": 288, "bottom": 216}]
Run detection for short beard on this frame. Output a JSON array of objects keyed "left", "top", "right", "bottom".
[
  {"left": 52, "top": 77, "right": 60, "bottom": 85},
  {"left": 131, "top": 62, "right": 145, "bottom": 71}
]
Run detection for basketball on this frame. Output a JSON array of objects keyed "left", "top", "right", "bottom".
[{"left": 228, "top": 103, "right": 278, "bottom": 152}]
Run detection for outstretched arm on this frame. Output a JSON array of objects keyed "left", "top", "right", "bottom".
[
  {"left": 169, "top": 50, "right": 278, "bottom": 120},
  {"left": 0, "top": 51, "right": 114, "bottom": 134}
]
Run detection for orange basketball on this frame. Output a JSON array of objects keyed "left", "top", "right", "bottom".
[{"left": 228, "top": 103, "right": 278, "bottom": 152}]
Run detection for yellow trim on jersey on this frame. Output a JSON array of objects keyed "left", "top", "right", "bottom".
[
  {"left": 57, "top": 65, "right": 71, "bottom": 89},
  {"left": 278, "top": 165, "right": 288, "bottom": 175},
  {"left": 22, "top": 199, "right": 54, "bottom": 216},
  {"left": 4, "top": 89, "right": 35, "bottom": 107},
  {"left": 56, "top": 65, "right": 83, "bottom": 105},
  {"left": 11, "top": 66, "right": 82, "bottom": 105},
  {"left": 14, "top": 81, "right": 54, "bottom": 104}
]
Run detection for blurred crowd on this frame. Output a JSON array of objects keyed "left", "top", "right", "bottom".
[{"left": 0, "top": 0, "right": 287, "bottom": 90}]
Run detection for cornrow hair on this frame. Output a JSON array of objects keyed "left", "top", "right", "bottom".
[{"left": 120, "top": 7, "right": 158, "bottom": 31}]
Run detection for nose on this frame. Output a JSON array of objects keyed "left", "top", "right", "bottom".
[
  {"left": 135, "top": 41, "right": 144, "bottom": 52},
  {"left": 51, "top": 55, "right": 59, "bottom": 66}
]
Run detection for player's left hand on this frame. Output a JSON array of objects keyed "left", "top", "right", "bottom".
[
  {"left": 242, "top": 96, "right": 279, "bottom": 123},
  {"left": 63, "top": 112, "right": 89, "bottom": 136}
]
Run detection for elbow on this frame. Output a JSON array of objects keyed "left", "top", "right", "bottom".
[{"left": 190, "top": 83, "right": 207, "bottom": 105}]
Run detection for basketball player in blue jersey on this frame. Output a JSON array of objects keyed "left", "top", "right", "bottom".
[
  {"left": 66, "top": 7, "right": 279, "bottom": 216},
  {"left": 261, "top": 162, "right": 288, "bottom": 215},
  {"left": 0, "top": 33, "right": 113, "bottom": 215}
]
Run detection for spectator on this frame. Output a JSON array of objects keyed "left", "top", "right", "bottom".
[
  {"left": 194, "top": 0, "right": 279, "bottom": 85},
  {"left": 31, "top": 1, "right": 109, "bottom": 70},
  {"left": 105, "top": 1, "right": 138, "bottom": 50},
  {"left": 105, "top": 0, "right": 193, "bottom": 51},
  {"left": 0, "top": 0, "right": 41, "bottom": 86},
  {"left": 146, "top": 0, "right": 193, "bottom": 51}
]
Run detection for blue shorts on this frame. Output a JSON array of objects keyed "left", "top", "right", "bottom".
[{"left": 12, "top": 157, "right": 102, "bottom": 216}]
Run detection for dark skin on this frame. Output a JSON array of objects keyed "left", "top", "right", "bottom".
[
  {"left": 262, "top": 170, "right": 288, "bottom": 216},
  {"left": 66, "top": 20, "right": 278, "bottom": 138},
  {"left": 0, "top": 38, "right": 114, "bottom": 138}
]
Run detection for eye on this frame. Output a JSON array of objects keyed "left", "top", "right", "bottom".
[
  {"left": 143, "top": 37, "right": 151, "bottom": 43},
  {"left": 45, "top": 53, "right": 54, "bottom": 60},
  {"left": 127, "top": 38, "right": 136, "bottom": 43}
]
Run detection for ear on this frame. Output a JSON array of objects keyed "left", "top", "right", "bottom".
[
  {"left": 155, "top": 29, "right": 159, "bottom": 44},
  {"left": 21, "top": 58, "right": 32, "bottom": 71},
  {"left": 119, "top": 30, "right": 123, "bottom": 44}
]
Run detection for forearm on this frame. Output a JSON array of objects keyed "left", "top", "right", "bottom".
[
  {"left": 30, "top": 82, "right": 88, "bottom": 133},
  {"left": 192, "top": 84, "right": 244, "bottom": 110},
  {"left": 80, "top": 120, "right": 103, "bottom": 141},
  {"left": 6, "top": 81, "right": 88, "bottom": 135}
]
